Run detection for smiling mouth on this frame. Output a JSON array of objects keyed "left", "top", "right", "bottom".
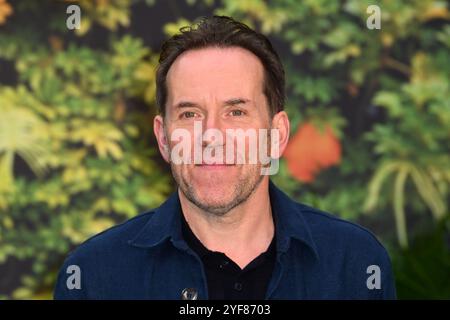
[{"left": 195, "top": 163, "right": 235, "bottom": 169}]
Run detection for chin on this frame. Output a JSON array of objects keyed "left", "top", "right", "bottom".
[
  {"left": 193, "top": 175, "right": 233, "bottom": 189},
  {"left": 193, "top": 184, "right": 234, "bottom": 202}
]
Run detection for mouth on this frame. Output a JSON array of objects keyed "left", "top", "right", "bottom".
[{"left": 195, "top": 163, "right": 235, "bottom": 170}]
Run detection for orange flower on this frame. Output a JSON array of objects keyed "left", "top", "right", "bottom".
[
  {"left": 284, "top": 122, "right": 341, "bottom": 183},
  {"left": 0, "top": 0, "right": 12, "bottom": 25}
]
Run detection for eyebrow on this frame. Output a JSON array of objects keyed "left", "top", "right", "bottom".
[
  {"left": 173, "top": 98, "right": 250, "bottom": 109},
  {"left": 224, "top": 98, "right": 250, "bottom": 106},
  {"left": 174, "top": 101, "right": 200, "bottom": 109}
]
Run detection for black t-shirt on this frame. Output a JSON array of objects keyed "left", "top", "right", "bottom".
[{"left": 181, "top": 213, "right": 276, "bottom": 300}]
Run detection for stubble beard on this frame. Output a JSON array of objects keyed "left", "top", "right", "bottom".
[{"left": 171, "top": 163, "right": 264, "bottom": 217}]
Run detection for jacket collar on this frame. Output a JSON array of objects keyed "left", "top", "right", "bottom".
[
  {"left": 268, "top": 180, "right": 319, "bottom": 259},
  {"left": 128, "top": 189, "right": 186, "bottom": 250},
  {"left": 128, "top": 180, "right": 319, "bottom": 259}
]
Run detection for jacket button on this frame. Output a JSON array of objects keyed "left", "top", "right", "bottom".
[{"left": 181, "top": 288, "right": 198, "bottom": 300}]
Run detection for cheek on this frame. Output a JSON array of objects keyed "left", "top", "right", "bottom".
[{"left": 166, "top": 133, "right": 199, "bottom": 168}]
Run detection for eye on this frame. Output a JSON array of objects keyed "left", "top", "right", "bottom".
[
  {"left": 229, "top": 109, "right": 245, "bottom": 116},
  {"left": 181, "top": 111, "right": 197, "bottom": 119}
]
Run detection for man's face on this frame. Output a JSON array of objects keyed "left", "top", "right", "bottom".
[{"left": 156, "top": 47, "right": 275, "bottom": 216}]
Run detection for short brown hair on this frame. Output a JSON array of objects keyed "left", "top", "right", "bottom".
[{"left": 156, "top": 15, "right": 285, "bottom": 117}]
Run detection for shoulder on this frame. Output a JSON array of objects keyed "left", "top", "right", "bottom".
[
  {"left": 65, "top": 210, "right": 156, "bottom": 262},
  {"left": 294, "top": 202, "right": 391, "bottom": 265},
  {"left": 53, "top": 211, "right": 156, "bottom": 299},
  {"left": 301, "top": 203, "right": 386, "bottom": 248},
  {"left": 293, "top": 203, "right": 396, "bottom": 298}
]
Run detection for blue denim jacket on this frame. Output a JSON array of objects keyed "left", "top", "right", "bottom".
[{"left": 54, "top": 181, "right": 396, "bottom": 299}]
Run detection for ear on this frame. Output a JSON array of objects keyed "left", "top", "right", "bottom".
[
  {"left": 153, "top": 115, "right": 170, "bottom": 163},
  {"left": 271, "top": 111, "right": 290, "bottom": 158}
]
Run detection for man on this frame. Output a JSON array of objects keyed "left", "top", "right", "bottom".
[{"left": 54, "top": 16, "right": 396, "bottom": 299}]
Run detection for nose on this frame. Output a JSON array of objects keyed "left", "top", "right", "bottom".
[
  {"left": 202, "top": 112, "right": 225, "bottom": 147},
  {"left": 204, "top": 111, "right": 223, "bottom": 131}
]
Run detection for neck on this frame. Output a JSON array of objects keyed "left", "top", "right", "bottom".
[{"left": 178, "top": 178, "right": 274, "bottom": 269}]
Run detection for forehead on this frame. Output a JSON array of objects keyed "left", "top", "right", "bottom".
[{"left": 166, "top": 46, "right": 265, "bottom": 101}]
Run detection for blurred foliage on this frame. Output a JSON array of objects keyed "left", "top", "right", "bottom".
[
  {"left": 0, "top": 0, "right": 449, "bottom": 299},
  {"left": 0, "top": 0, "right": 171, "bottom": 299},
  {"left": 392, "top": 217, "right": 450, "bottom": 299},
  {"left": 75, "top": 0, "right": 132, "bottom": 35},
  {"left": 364, "top": 52, "right": 450, "bottom": 248},
  {"left": 0, "top": 0, "right": 12, "bottom": 25}
]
